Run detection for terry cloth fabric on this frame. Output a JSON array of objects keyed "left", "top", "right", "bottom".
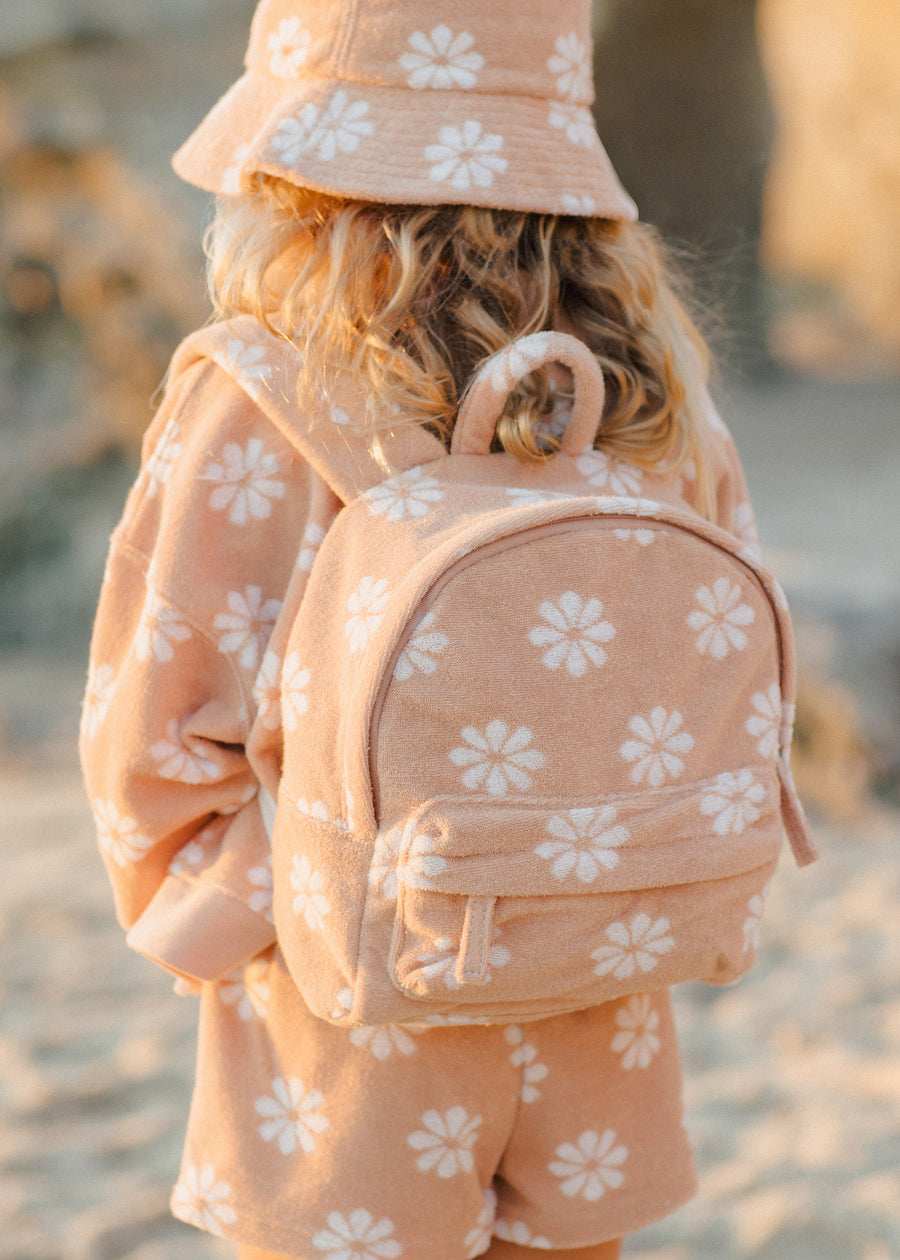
[
  {"left": 81, "top": 319, "right": 762, "bottom": 1252},
  {"left": 172, "top": 0, "right": 638, "bottom": 220}
]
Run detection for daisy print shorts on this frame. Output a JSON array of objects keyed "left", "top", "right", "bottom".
[{"left": 173, "top": 948, "right": 697, "bottom": 1256}]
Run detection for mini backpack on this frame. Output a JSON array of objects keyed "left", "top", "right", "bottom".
[{"left": 255, "top": 328, "right": 818, "bottom": 1028}]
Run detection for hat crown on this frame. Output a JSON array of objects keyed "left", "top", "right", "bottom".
[{"left": 248, "top": 0, "right": 595, "bottom": 104}]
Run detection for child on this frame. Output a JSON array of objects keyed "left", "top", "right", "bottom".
[{"left": 80, "top": 2, "right": 787, "bottom": 1256}]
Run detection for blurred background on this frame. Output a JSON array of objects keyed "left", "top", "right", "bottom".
[{"left": 0, "top": 1, "right": 897, "bottom": 1256}]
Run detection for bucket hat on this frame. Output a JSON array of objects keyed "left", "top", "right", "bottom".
[{"left": 172, "top": 0, "right": 638, "bottom": 220}]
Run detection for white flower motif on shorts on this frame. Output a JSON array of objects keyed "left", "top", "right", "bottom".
[
  {"left": 172, "top": 1164, "right": 238, "bottom": 1236},
  {"left": 576, "top": 448, "right": 643, "bottom": 495},
  {"left": 407, "top": 1106, "right": 482, "bottom": 1177},
  {"left": 363, "top": 466, "right": 444, "bottom": 520},
  {"left": 298, "top": 522, "right": 327, "bottom": 571},
  {"left": 535, "top": 806, "right": 629, "bottom": 881},
  {"left": 135, "top": 589, "right": 191, "bottom": 663},
  {"left": 290, "top": 854, "right": 330, "bottom": 931},
  {"left": 345, "top": 576, "right": 390, "bottom": 653},
  {"left": 150, "top": 717, "right": 221, "bottom": 783},
  {"left": 247, "top": 853, "right": 274, "bottom": 921},
  {"left": 528, "top": 590, "right": 615, "bottom": 676},
  {"left": 746, "top": 684, "right": 781, "bottom": 758},
  {"left": 611, "top": 995, "right": 661, "bottom": 1069},
  {"left": 560, "top": 193, "right": 598, "bottom": 216},
  {"left": 743, "top": 882, "right": 771, "bottom": 952},
  {"left": 312, "top": 1208, "right": 402, "bottom": 1258},
  {"left": 219, "top": 958, "right": 271, "bottom": 1021},
  {"left": 145, "top": 416, "right": 182, "bottom": 498},
  {"left": 400, "top": 25, "right": 484, "bottom": 90},
  {"left": 348, "top": 1022, "right": 418, "bottom": 1060},
  {"left": 464, "top": 1187, "right": 497, "bottom": 1258},
  {"left": 493, "top": 1221, "right": 552, "bottom": 1249},
  {"left": 688, "top": 577, "right": 755, "bottom": 659},
  {"left": 548, "top": 1129, "right": 628, "bottom": 1200},
  {"left": 268, "top": 16, "right": 310, "bottom": 77},
  {"left": 700, "top": 769, "right": 767, "bottom": 835},
  {"left": 281, "top": 651, "right": 311, "bottom": 732},
  {"left": 504, "top": 1026, "right": 549, "bottom": 1103},
  {"left": 620, "top": 707, "right": 694, "bottom": 787},
  {"left": 221, "top": 142, "right": 253, "bottom": 196},
  {"left": 80, "top": 662, "right": 115, "bottom": 740},
  {"left": 548, "top": 102, "right": 597, "bottom": 147},
  {"left": 214, "top": 586, "right": 281, "bottom": 671},
  {"left": 548, "top": 31, "right": 591, "bottom": 101},
  {"left": 591, "top": 915, "right": 675, "bottom": 980},
  {"left": 255, "top": 1076, "right": 329, "bottom": 1156},
  {"left": 426, "top": 121, "right": 508, "bottom": 191},
  {"left": 449, "top": 721, "right": 545, "bottom": 795},
  {"left": 394, "top": 611, "right": 449, "bottom": 681},
  {"left": 271, "top": 91, "right": 373, "bottom": 164},
  {"left": 206, "top": 437, "right": 286, "bottom": 526},
  {"left": 93, "top": 799, "right": 153, "bottom": 867},
  {"left": 221, "top": 340, "right": 273, "bottom": 401}
]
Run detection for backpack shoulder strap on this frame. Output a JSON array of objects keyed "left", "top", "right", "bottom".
[{"left": 169, "top": 317, "right": 446, "bottom": 503}]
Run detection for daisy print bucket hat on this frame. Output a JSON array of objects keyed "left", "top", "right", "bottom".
[{"left": 172, "top": 0, "right": 638, "bottom": 219}]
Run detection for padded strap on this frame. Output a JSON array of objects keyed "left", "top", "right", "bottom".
[{"left": 452, "top": 331, "right": 606, "bottom": 456}]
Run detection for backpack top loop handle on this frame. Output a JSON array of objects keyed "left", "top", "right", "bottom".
[{"left": 452, "top": 331, "right": 606, "bottom": 457}]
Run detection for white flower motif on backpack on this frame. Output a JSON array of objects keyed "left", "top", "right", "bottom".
[
  {"left": 268, "top": 17, "right": 310, "bottom": 78},
  {"left": 363, "top": 466, "right": 444, "bottom": 520},
  {"left": 591, "top": 914, "right": 675, "bottom": 980},
  {"left": 576, "top": 448, "right": 643, "bottom": 495},
  {"left": 219, "top": 340, "right": 273, "bottom": 401},
  {"left": 407, "top": 1105, "right": 482, "bottom": 1178},
  {"left": 345, "top": 576, "right": 390, "bottom": 652},
  {"left": 135, "top": 589, "right": 192, "bottom": 663},
  {"left": 214, "top": 586, "right": 281, "bottom": 671},
  {"left": 219, "top": 958, "right": 271, "bottom": 1021},
  {"left": 700, "top": 769, "right": 767, "bottom": 835},
  {"left": 151, "top": 718, "right": 222, "bottom": 783},
  {"left": 504, "top": 1026, "right": 549, "bottom": 1103},
  {"left": 145, "top": 416, "right": 182, "bottom": 498},
  {"left": 207, "top": 437, "right": 286, "bottom": 526},
  {"left": 484, "top": 332, "right": 553, "bottom": 392},
  {"left": 493, "top": 1221, "right": 552, "bottom": 1249},
  {"left": 688, "top": 577, "right": 755, "bottom": 659},
  {"left": 548, "top": 101, "right": 598, "bottom": 147},
  {"left": 80, "top": 662, "right": 115, "bottom": 740},
  {"left": 172, "top": 1164, "right": 238, "bottom": 1237},
  {"left": 548, "top": 31, "right": 591, "bottom": 101},
  {"left": 313, "top": 1208, "right": 402, "bottom": 1258},
  {"left": 620, "top": 707, "right": 694, "bottom": 787},
  {"left": 746, "top": 684, "right": 781, "bottom": 758},
  {"left": 394, "top": 611, "right": 449, "bottom": 681},
  {"left": 548, "top": 1129, "right": 628, "bottom": 1201},
  {"left": 415, "top": 928, "right": 510, "bottom": 989},
  {"left": 290, "top": 854, "right": 330, "bottom": 931},
  {"left": 400, "top": 26, "right": 484, "bottom": 90},
  {"left": 536, "top": 806, "right": 629, "bottom": 881},
  {"left": 611, "top": 995, "right": 661, "bottom": 1069},
  {"left": 505, "top": 487, "right": 573, "bottom": 508},
  {"left": 93, "top": 799, "right": 153, "bottom": 867},
  {"left": 271, "top": 91, "right": 374, "bottom": 165},
  {"left": 348, "top": 1022, "right": 418, "bottom": 1061},
  {"left": 529, "top": 590, "right": 615, "bottom": 677},
  {"left": 255, "top": 1076, "right": 329, "bottom": 1156},
  {"left": 449, "top": 720, "right": 545, "bottom": 795},
  {"left": 426, "top": 120, "right": 508, "bottom": 191},
  {"left": 369, "top": 821, "right": 447, "bottom": 901}
]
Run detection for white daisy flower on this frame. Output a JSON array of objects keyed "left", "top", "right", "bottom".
[
  {"left": 255, "top": 1076, "right": 329, "bottom": 1156},
  {"left": 93, "top": 799, "right": 153, "bottom": 867},
  {"left": 493, "top": 1221, "right": 552, "bottom": 1248},
  {"left": 620, "top": 706, "right": 694, "bottom": 787},
  {"left": 168, "top": 834, "right": 208, "bottom": 877},
  {"left": 206, "top": 437, "right": 286, "bottom": 526},
  {"left": 560, "top": 193, "right": 598, "bottom": 216},
  {"left": 363, "top": 467, "right": 444, "bottom": 520},
  {"left": 221, "top": 142, "right": 253, "bottom": 196},
  {"left": 345, "top": 576, "right": 390, "bottom": 653},
  {"left": 150, "top": 717, "right": 221, "bottom": 784},
  {"left": 247, "top": 854, "right": 274, "bottom": 922},
  {"left": 290, "top": 854, "right": 330, "bottom": 932},
  {"left": 610, "top": 994, "right": 661, "bottom": 1069},
  {"left": 348, "top": 1022, "right": 418, "bottom": 1060},
  {"left": 732, "top": 501, "right": 761, "bottom": 557},
  {"left": 504, "top": 1026, "right": 549, "bottom": 1103},
  {"left": 548, "top": 102, "right": 597, "bottom": 147},
  {"left": 591, "top": 914, "right": 675, "bottom": 981},
  {"left": 535, "top": 806, "right": 629, "bottom": 881},
  {"left": 369, "top": 822, "right": 447, "bottom": 903},
  {"left": 400, "top": 25, "right": 484, "bottom": 90},
  {"left": 426, "top": 120, "right": 508, "bottom": 191},
  {"left": 268, "top": 17, "right": 311, "bottom": 78},
  {"left": 613, "top": 528, "right": 655, "bottom": 546},
  {"left": 271, "top": 92, "right": 373, "bottom": 165},
  {"left": 80, "top": 662, "right": 115, "bottom": 740},
  {"left": 484, "top": 333, "right": 553, "bottom": 392},
  {"left": 528, "top": 590, "right": 615, "bottom": 676},
  {"left": 331, "top": 987, "right": 355, "bottom": 1021},
  {"left": 214, "top": 585, "right": 281, "bottom": 672},
  {"left": 172, "top": 1164, "right": 238, "bottom": 1237},
  {"left": 414, "top": 929, "right": 509, "bottom": 990},
  {"left": 220, "top": 340, "right": 272, "bottom": 401},
  {"left": 297, "top": 522, "right": 327, "bottom": 571},
  {"left": 548, "top": 1129, "right": 628, "bottom": 1200},
  {"left": 253, "top": 649, "right": 282, "bottom": 730},
  {"left": 743, "top": 883, "right": 771, "bottom": 953},
  {"left": 407, "top": 1106, "right": 482, "bottom": 1178},
  {"left": 505, "top": 487, "right": 573, "bottom": 507},
  {"left": 700, "top": 769, "right": 768, "bottom": 835},
  {"left": 688, "top": 577, "right": 755, "bottom": 660},
  {"left": 547, "top": 31, "right": 591, "bottom": 101},
  {"left": 219, "top": 958, "right": 271, "bottom": 1021},
  {"left": 394, "top": 611, "right": 449, "bottom": 681},
  {"left": 464, "top": 1187, "right": 497, "bottom": 1258},
  {"left": 449, "top": 720, "right": 544, "bottom": 795},
  {"left": 134, "top": 589, "right": 192, "bottom": 663},
  {"left": 280, "top": 651, "right": 312, "bottom": 732},
  {"left": 746, "top": 684, "right": 781, "bottom": 758},
  {"left": 145, "top": 416, "right": 182, "bottom": 498},
  {"left": 576, "top": 448, "right": 643, "bottom": 495},
  {"left": 312, "top": 1208, "right": 402, "bottom": 1259}
]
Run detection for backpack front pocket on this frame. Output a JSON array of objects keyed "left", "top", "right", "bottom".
[{"left": 384, "top": 771, "right": 784, "bottom": 1021}]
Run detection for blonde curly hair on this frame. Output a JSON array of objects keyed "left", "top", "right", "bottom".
[{"left": 207, "top": 178, "right": 714, "bottom": 507}]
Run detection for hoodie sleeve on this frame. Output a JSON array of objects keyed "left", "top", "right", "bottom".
[{"left": 80, "top": 351, "right": 332, "bottom": 983}]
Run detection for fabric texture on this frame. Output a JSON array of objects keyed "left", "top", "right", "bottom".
[
  {"left": 172, "top": 0, "right": 638, "bottom": 220},
  {"left": 81, "top": 318, "right": 776, "bottom": 1253}
]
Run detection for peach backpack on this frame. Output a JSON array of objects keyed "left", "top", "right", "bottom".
[{"left": 261, "top": 329, "right": 818, "bottom": 1027}]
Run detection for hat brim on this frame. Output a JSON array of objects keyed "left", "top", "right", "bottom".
[{"left": 172, "top": 70, "right": 638, "bottom": 221}]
